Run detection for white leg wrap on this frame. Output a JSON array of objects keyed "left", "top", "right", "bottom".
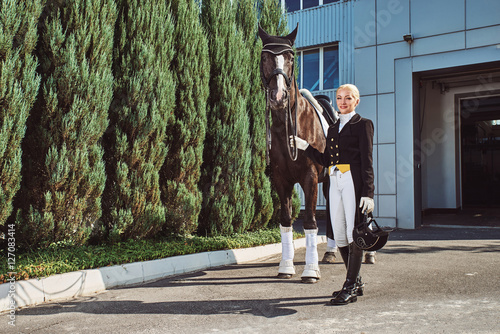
[
  {"left": 301, "top": 229, "right": 320, "bottom": 279},
  {"left": 326, "top": 237, "right": 337, "bottom": 253},
  {"left": 279, "top": 225, "right": 295, "bottom": 275}
]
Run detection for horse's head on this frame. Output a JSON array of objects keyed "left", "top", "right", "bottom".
[{"left": 259, "top": 25, "right": 298, "bottom": 112}]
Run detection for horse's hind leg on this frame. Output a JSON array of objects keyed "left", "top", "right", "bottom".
[
  {"left": 275, "top": 181, "right": 295, "bottom": 279},
  {"left": 300, "top": 175, "right": 321, "bottom": 283},
  {"left": 322, "top": 177, "right": 338, "bottom": 264}
]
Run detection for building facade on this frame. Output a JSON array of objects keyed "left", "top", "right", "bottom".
[{"left": 288, "top": 0, "right": 500, "bottom": 229}]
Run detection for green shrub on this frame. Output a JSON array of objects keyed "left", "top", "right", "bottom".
[
  {"left": 16, "top": 0, "right": 116, "bottom": 249},
  {"left": 103, "top": 0, "right": 175, "bottom": 241},
  {"left": 198, "top": 0, "right": 253, "bottom": 235},
  {"left": 161, "top": 0, "right": 209, "bottom": 236},
  {"left": 236, "top": 0, "right": 274, "bottom": 231},
  {"left": 0, "top": 0, "right": 43, "bottom": 227}
]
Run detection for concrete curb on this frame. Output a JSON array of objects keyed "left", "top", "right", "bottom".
[{"left": 0, "top": 236, "right": 327, "bottom": 313}]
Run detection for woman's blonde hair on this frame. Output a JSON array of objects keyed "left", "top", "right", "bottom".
[{"left": 336, "top": 84, "right": 360, "bottom": 101}]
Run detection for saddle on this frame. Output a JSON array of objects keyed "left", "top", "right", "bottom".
[
  {"left": 313, "top": 94, "right": 338, "bottom": 126},
  {"left": 299, "top": 90, "right": 339, "bottom": 180},
  {"left": 300, "top": 89, "right": 339, "bottom": 137}
]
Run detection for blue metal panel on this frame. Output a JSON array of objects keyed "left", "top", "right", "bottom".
[
  {"left": 288, "top": 3, "right": 343, "bottom": 48},
  {"left": 377, "top": 93, "right": 395, "bottom": 144},
  {"left": 378, "top": 194, "right": 397, "bottom": 217},
  {"left": 358, "top": 95, "right": 377, "bottom": 144},
  {"left": 466, "top": 0, "right": 500, "bottom": 29},
  {"left": 412, "top": 46, "right": 500, "bottom": 73},
  {"left": 377, "top": 143, "right": 396, "bottom": 195},
  {"left": 377, "top": 42, "right": 409, "bottom": 94},
  {"left": 374, "top": 217, "right": 396, "bottom": 228},
  {"left": 354, "top": 46, "right": 377, "bottom": 95},
  {"left": 313, "top": 89, "right": 336, "bottom": 102},
  {"left": 412, "top": 32, "right": 465, "bottom": 57},
  {"left": 411, "top": 0, "right": 465, "bottom": 37},
  {"left": 376, "top": 0, "right": 410, "bottom": 45},
  {"left": 352, "top": 0, "right": 376, "bottom": 47},
  {"left": 466, "top": 25, "right": 500, "bottom": 48}
]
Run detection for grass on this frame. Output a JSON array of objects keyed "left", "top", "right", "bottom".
[{"left": 0, "top": 227, "right": 304, "bottom": 284}]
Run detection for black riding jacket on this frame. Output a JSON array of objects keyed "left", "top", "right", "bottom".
[{"left": 305, "top": 113, "right": 375, "bottom": 199}]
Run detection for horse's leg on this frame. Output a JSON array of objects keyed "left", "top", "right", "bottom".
[
  {"left": 299, "top": 172, "right": 321, "bottom": 283},
  {"left": 275, "top": 179, "right": 295, "bottom": 279},
  {"left": 322, "top": 177, "right": 338, "bottom": 264}
]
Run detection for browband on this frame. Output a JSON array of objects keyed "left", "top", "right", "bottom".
[{"left": 262, "top": 43, "right": 295, "bottom": 55}]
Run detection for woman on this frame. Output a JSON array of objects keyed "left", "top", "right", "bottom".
[{"left": 290, "top": 84, "right": 374, "bottom": 305}]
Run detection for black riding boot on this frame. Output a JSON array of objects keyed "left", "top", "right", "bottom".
[
  {"left": 330, "top": 243, "right": 363, "bottom": 305},
  {"left": 338, "top": 245, "right": 349, "bottom": 267},
  {"left": 332, "top": 245, "right": 364, "bottom": 298}
]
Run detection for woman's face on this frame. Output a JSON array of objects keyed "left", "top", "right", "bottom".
[{"left": 336, "top": 89, "right": 359, "bottom": 114}]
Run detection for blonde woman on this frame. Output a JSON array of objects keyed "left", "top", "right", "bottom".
[{"left": 291, "top": 84, "right": 374, "bottom": 305}]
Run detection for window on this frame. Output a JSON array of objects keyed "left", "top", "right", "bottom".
[
  {"left": 285, "top": 0, "right": 300, "bottom": 12},
  {"left": 283, "top": 0, "right": 340, "bottom": 12},
  {"left": 297, "top": 45, "right": 339, "bottom": 92},
  {"left": 302, "top": 0, "right": 317, "bottom": 10}
]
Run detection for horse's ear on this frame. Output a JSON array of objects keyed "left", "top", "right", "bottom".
[
  {"left": 285, "top": 23, "right": 299, "bottom": 45},
  {"left": 258, "top": 24, "right": 270, "bottom": 42}
]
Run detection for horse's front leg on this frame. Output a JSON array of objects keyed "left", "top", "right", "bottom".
[
  {"left": 299, "top": 170, "right": 321, "bottom": 283},
  {"left": 274, "top": 178, "right": 296, "bottom": 279}
]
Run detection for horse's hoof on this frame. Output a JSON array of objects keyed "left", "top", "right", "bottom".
[
  {"left": 277, "top": 273, "right": 293, "bottom": 279},
  {"left": 301, "top": 277, "right": 319, "bottom": 284},
  {"left": 364, "top": 252, "right": 376, "bottom": 264},
  {"left": 321, "top": 251, "right": 336, "bottom": 264}
]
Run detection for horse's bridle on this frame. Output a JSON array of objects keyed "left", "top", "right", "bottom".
[{"left": 260, "top": 43, "right": 298, "bottom": 163}]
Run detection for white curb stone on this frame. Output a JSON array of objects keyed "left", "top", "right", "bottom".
[{"left": 0, "top": 236, "right": 326, "bottom": 312}]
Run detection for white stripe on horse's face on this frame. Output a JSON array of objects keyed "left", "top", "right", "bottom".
[{"left": 275, "top": 55, "right": 285, "bottom": 102}]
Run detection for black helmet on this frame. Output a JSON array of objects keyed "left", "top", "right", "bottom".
[{"left": 353, "top": 214, "right": 393, "bottom": 251}]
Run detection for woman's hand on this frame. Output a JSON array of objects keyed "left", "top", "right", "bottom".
[
  {"left": 289, "top": 135, "right": 309, "bottom": 150},
  {"left": 359, "top": 197, "right": 374, "bottom": 214}
]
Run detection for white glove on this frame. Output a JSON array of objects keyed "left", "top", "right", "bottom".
[
  {"left": 359, "top": 197, "right": 374, "bottom": 214},
  {"left": 289, "top": 135, "right": 309, "bottom": 150}
]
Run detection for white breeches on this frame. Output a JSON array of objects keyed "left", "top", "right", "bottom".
[{"left": 329, "top": 170, "right": 356, "bottom": 248}]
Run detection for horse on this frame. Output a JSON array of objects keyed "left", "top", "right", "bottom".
[{"left": 259, "top": 25, "right": 336, "bottom": 283}]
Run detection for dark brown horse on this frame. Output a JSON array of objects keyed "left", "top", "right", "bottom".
[{"left": 259, "top": 25, "right": 330, "bottom": 283}]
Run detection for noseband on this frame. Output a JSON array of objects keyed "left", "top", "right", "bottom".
[{"left": 260, "top": 43, "right": 298, "bottom": 163}]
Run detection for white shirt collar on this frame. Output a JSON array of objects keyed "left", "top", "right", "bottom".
[{"left": 339, "top": 111, "right": 356, "bottom": 131}]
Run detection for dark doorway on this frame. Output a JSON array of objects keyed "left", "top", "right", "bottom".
[{"left": 460, "top": 95, "right": 500, "bottom": 207}]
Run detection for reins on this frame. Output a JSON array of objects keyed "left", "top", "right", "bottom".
[{"left": 260, "top": 45, "right": 298, "bottom": 163}]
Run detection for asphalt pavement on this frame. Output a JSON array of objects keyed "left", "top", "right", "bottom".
[{"left": 2, "top": 225, "right": 500, "bottom": 334}]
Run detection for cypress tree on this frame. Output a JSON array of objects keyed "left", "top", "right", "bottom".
[
  {"left": 104, "top": 0, "right": 175, "bottom": 241},
  {"left": 161, "top": 0, "right": 209, "bottom": 236},
  {"left": 199, "top": 0, "right": 253, "bottom": 235},
  {"left": 258, "top": 0, "right": 288, "bottom": 36},
  {"left": 16, "top": 0, "right": 116, "bottom": 248},
  {"left": 235, "top": 0, "right": 273, "bottom": 230},
  {"left": 0, "top": 0, "right": 43, "bottom": 228}
]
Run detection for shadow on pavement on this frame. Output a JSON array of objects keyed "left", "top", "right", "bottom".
[{"left": 16, "top": 295, "right": 329, "bottom": 318}]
